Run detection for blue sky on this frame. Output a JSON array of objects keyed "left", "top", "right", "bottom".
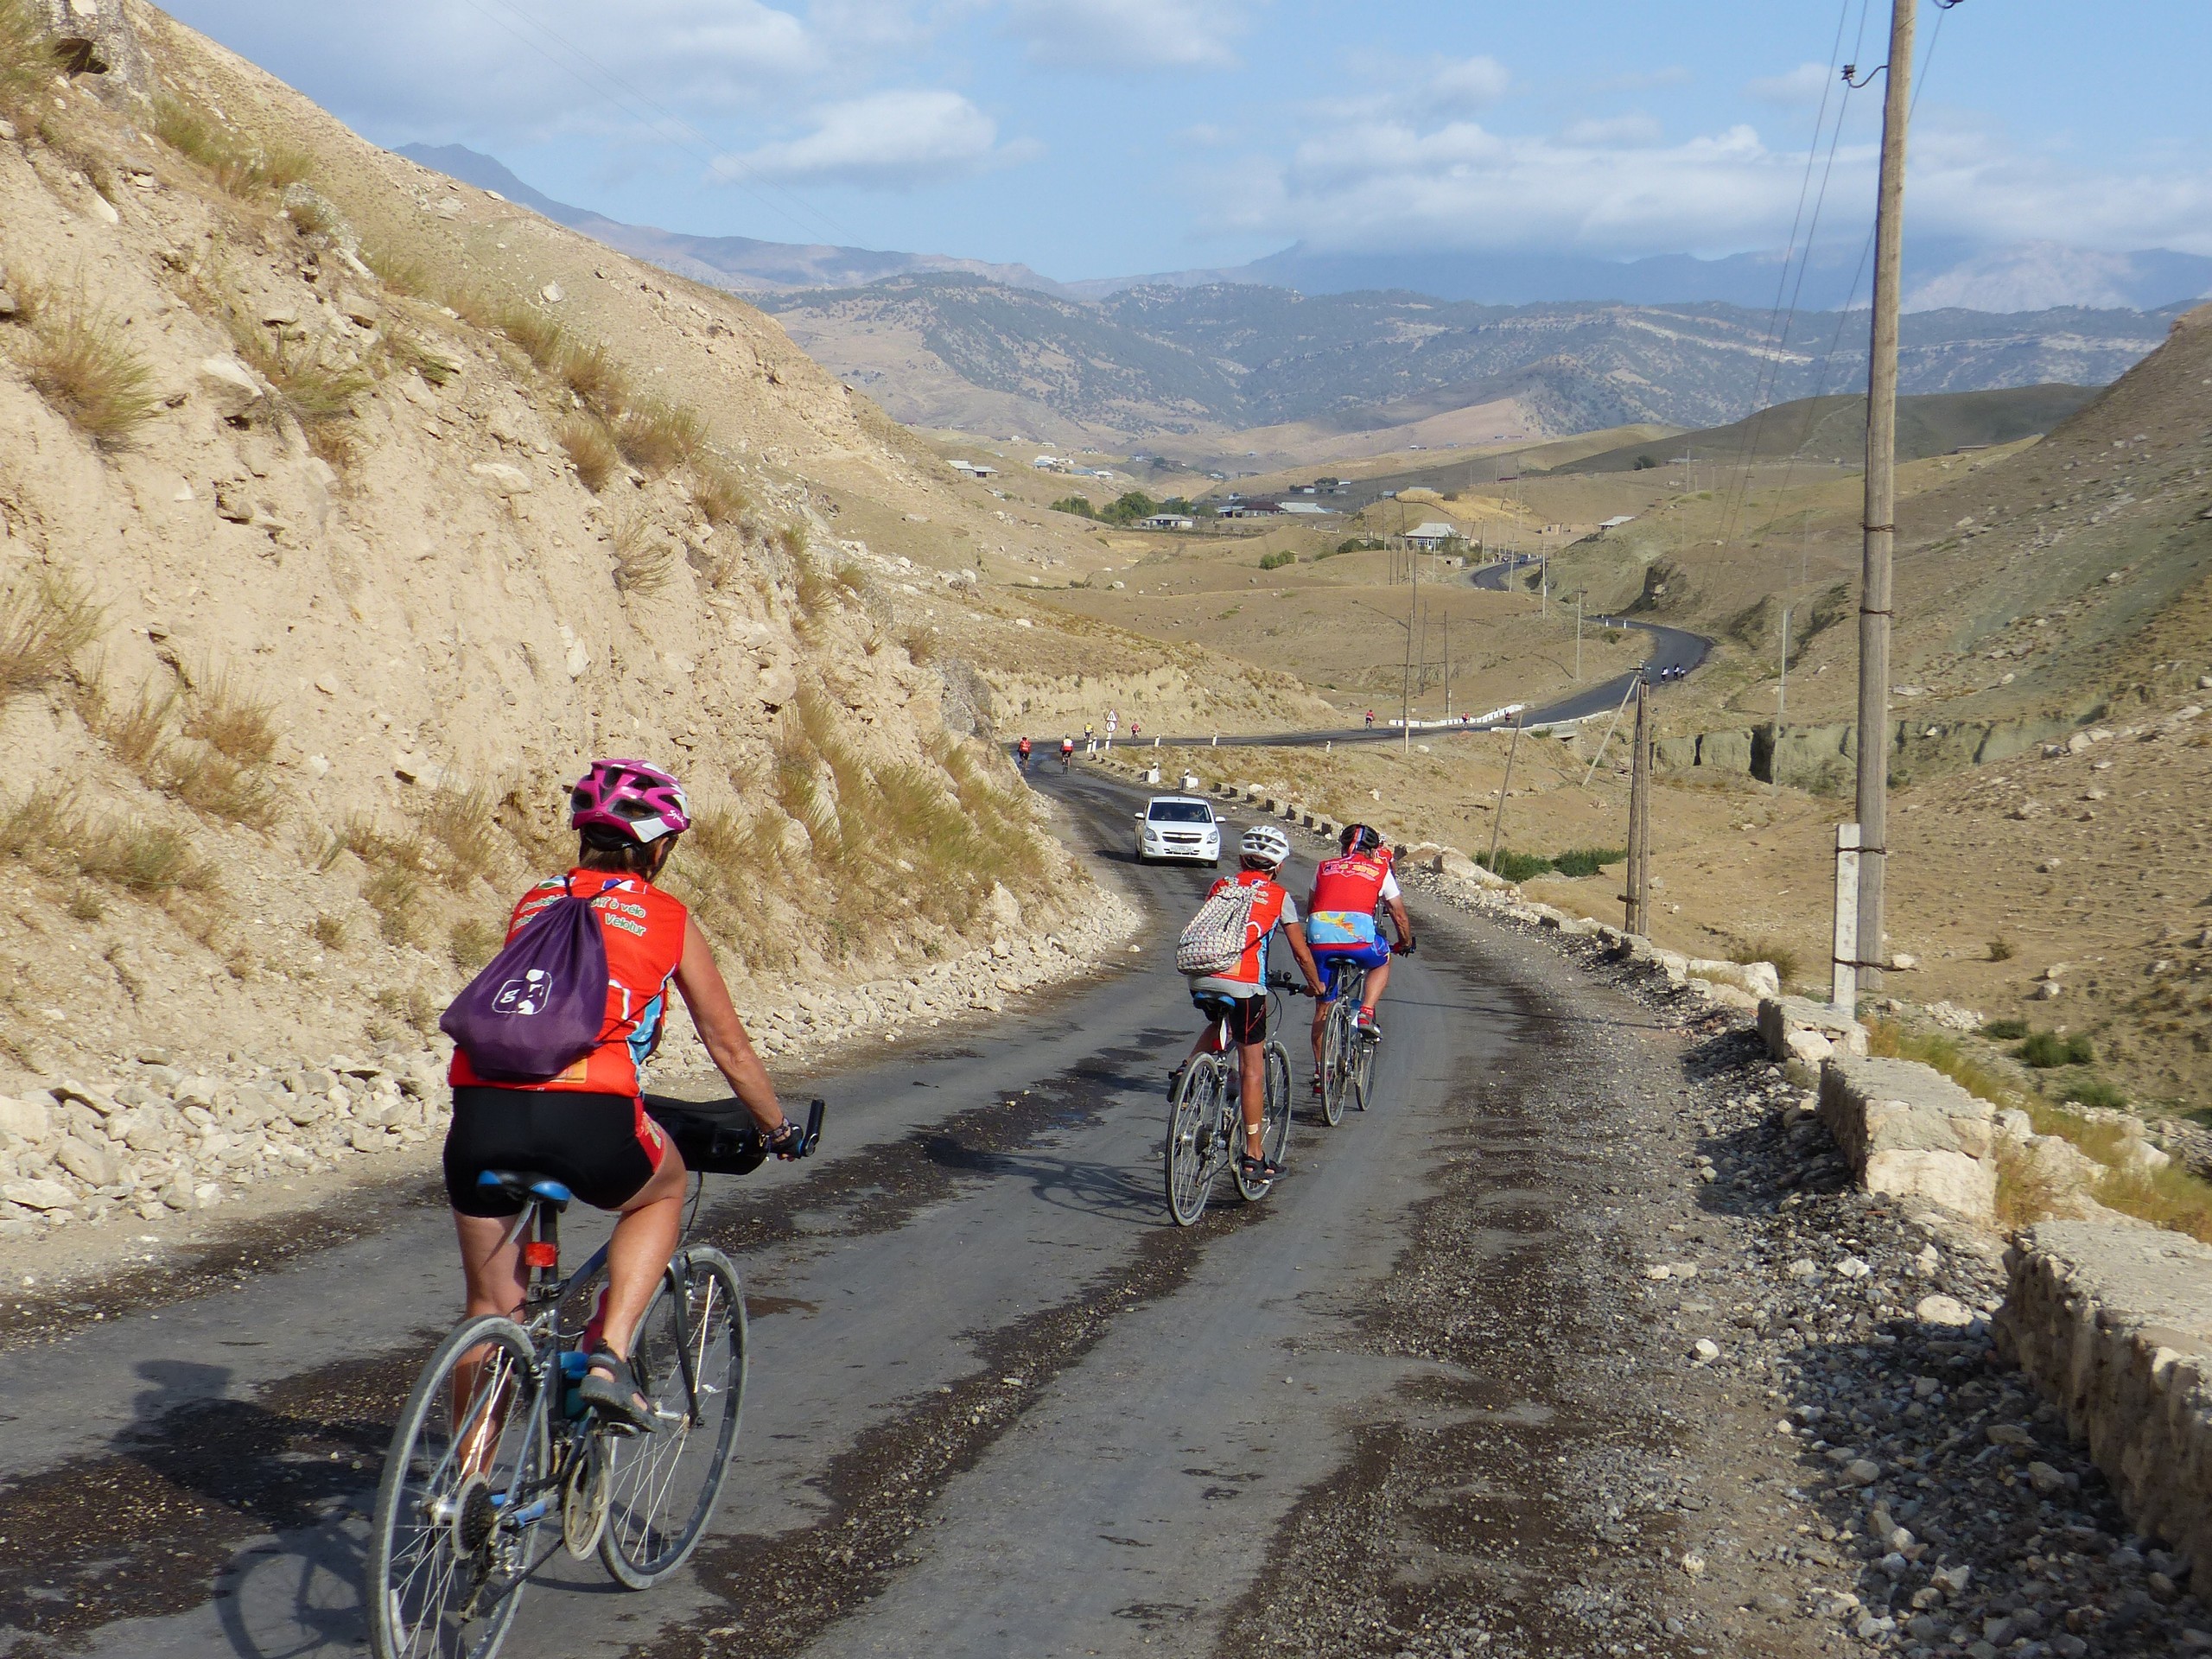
[{"left": 162, "top": 0, "right": 2212, "bottom": 281}]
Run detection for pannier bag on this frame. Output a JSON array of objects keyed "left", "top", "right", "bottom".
[
  {"left": 1176, "top": 880, "right": 1261, "bottom": 976},
  {"left": 439, "top": 878, "right": 610, "bottom": 1082}
]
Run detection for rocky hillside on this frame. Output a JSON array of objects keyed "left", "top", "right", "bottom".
[
  {"left": 0, "top": 0, "right": 1147, "bottom": 1124},
  {"left": 760, "top": 274, "right": 2176, "bottom": 447}
]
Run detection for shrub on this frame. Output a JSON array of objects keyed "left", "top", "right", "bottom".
[
  {"left": 608, "top": 512, "right": 680, "bottom": 596},
  {"left": 372, "top": 982, "right": 442, "bottom": 1039},
  {"left": 1477, "top": 848, "right": 1554, "bottom": 882},
  {"left": 1258, "top": 550, "right": 1296, "bottom": 570},
  {"left": 80, "top": 821, "right": 214, "bottom": 893},
  {"left": 559, "top": 341, "right": 628, "bottom": 416},
  {"left": 360, "top": 867, "right": 423, "bottom": 945},
  {"left": 14, "top": 290, "right": 160, "bottom": 445},
  {"left": 309, "top": 912, "right": 346, "bottom": 950},
  {"left": 89, "top": 683, "right": 175, "bottom": 772},
  {"left": 163, "top": 742, "right": 278, "bottom": 829},
  {"left": 2019, "top": 1029, "right": 2093, "bottom": 1069},
  {"left": 1632, "top": 454, "right": 1658, "bottom": 470},
  {"left": 496, "top": 304, "right": 564, "bottom": 370},
  {"left": 1050, "top": 495, "right": 1096, "bottom": 518},
  {"left": 1987, "top": 936, "right": 2015, "bottom": 963},
  {"left": 2062, "top": 1076, "right": 2126, "bottom": 1109},
  {"left": 359, "top": 243, "right": 430, "bottom": 299},
  {"left": 1097, "top": 491, "right": 1158, "bottom": 526},
  {"left": 558, "top": 414, "right": 618, "bottom": 492},
  {"left": 149, "top": 92, "right": 311, "bottom": 198},
  {"left": 0, "top": 569, "right": 101, "bottom": 699},
  {"left": 1554, "top": 846, "right": 1627, "bottom": 880},
  {"left": 1980, "top": 1017, "right": 2029, "bottom": 1040}
]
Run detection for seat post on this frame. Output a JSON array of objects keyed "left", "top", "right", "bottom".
[{"left": 521, "top": 1198, "right": 563, "bottom": 1307}]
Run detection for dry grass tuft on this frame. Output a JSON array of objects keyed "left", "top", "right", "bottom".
[
  {"left": 182, "top": 671, "right": 278, "bottom": 765},
  {"left": 1865, "top": 1018, "right": 2018, "bottom": 1107},
  {"left": 359, "top": 244, "right": 431, "bottom": 300},
  {"left": 0, "top": 569, "right": 101, "bottom": 699},
  {"left": 691, "top": 461, "right": 750, "bottom": 527},
  {"left": 371, "top": 982, "right": 442, "bottom": 1039},
  {"left": 150, "top": 92, "right": 311, "bottom": 198},
  {"left": 1, "top": 791, "right": 218, "bottom": 897},
  {"left": 1733, "top": 933, "right": 1802, "bottom": 986},
  {"left": 381, "top": 326, "right": 460, "bottom": 388},
  {"left": 448, "top": 915, "right": 503, "bottom": 972},
  {"left": 1994, "top": 1136, "right": 2069, "bottom": 1230},
  {"left": 608, "top": 511, "right": 681, "bottom": 596},
  {"left": 560, "top": 341, "right": 629, "bottom": 416},
  {"left": 0, "top": 0, "right": 59, "bottom": 118},
  {"left": 309, "top": 912, "right": 347, "bottom": 950},
  {"left": 614, "top": 399, "right": 703, "bottom": 474},
  {"left": 559, "top": 413, "right": 619, "bottom": 492},
  {"left": 345, "top": 784, "right": 510, "bottom": 896},
  {"left": 497, "top": 304, "right": 565, "bottom": 371},
  {"left": 12, "top": 288, "right": 161, "bottom": 445},
  {"left": 162, "top": 742, "right": 279, "bottom": 829},
  {"left": 359, "top": 867, "right": 423, "bottom": 946}
]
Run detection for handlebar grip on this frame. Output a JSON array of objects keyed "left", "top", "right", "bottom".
[{"left": 799, "top": 1097, "right": 826, "bottom": 1158}]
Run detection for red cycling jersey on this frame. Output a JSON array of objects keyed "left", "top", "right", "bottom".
[
  {"left": 448, "top": 869, "right": 689, "bottom": 1099},
  {"left": 1196, "top": 868, "right": 1294, "bottom": 988},
  {"left": 1309, "top": 848, "right": 1393, "bottom": 918}
]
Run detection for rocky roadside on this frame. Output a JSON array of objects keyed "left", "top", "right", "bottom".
[
  {"left": 0, "top": 891, "right": 1140, "bottom": 1277},
  {"left": 1289, "top": 868, "right": 2211, "bottom": 1659}
]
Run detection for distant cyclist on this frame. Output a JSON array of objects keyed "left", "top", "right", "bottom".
[
  {"left": 1059, "top": 734, "right": 1075, "bottom": 771},
  {"left": 1179, "top": 824, "right": 1322, "bottom": 1183},
  {"left": 1363, "top": 709, "right": 1375, "bottom": 730},
  {"left": 1304, "top": 823, "right": 1414, "bottom": 1085},
  {"left": 1018, "top": 735, "right": 1033, "bottom": 773}
]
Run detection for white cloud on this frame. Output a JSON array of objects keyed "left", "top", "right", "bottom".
[
  {"left": 1001, "top": 0, "right": 1249, "bottom": 69},
  {"left": 1427, "top": 55, "right": 1510, "bottom": 112},
  {"left": 168, "top": 0, "right": 819, "bottom": 138},
  {"left": 1746, "top": 62, "right": 1833, "bottom": 106},
  {"left": 715, "top": 90, "right": 1020, "bottom": 187},
  {"left": 1560, "top": 114, "right": 1662, "bottom": 148}
]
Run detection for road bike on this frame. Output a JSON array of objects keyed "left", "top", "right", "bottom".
[
  {"left": 1165, "top": 976, "right": 1302, "bottom": 1226},
  {"left": 366, "top": 1098, "right": 823, "bottom": 1659},
  {"left": 1314, "top": 961, "right": 1378, "bottom": 1128}
]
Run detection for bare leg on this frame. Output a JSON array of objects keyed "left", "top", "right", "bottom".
[
  {"left": 1239, "top": 1040, "right": 1267, "bottom": 1153},
  {"left": 1361, "top": 958, "right": 1391, "bottom": 1016},
  {"left": 594, "top": 1147, "right": 690, "bottom": 1363}
]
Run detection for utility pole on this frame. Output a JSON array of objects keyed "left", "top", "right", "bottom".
[
  {"left": 1575, "top": 593, "right": 1584, "bottom": 680},
  {"left": 1775, "top": 603, "right": 1791, "bottom": 796},
  {"left": 1853, "top": 0, "right": 1916, "bottom": 993},
  {"left": 1489, "top": 715, "right": 1522, "bottom": 872},
  {"left": 1626, "top": 674, "right": 1652, "bottom": 936},
  {"left": 1402, "top": 553, "right": 1417, "bottom": 753},
  {"left": 1443, "top": 613, "right": 1452, "bottom": 721}
]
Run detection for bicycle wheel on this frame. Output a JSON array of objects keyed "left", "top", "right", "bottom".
[
  {"left": 600, "top": 1246, "right": 749, "bottom": 1588},
  {"left": 368, "top": 1315, "right": 549, "bottom": 1659},
  {"left": 1318, "top": 1001, "right": 1349, "bottom": 1128},
  {"left": 1353, "top": 1021, "right": 1378, "bottom": 1112},
  {"left": 1166, "top": 1056, "right": 1225, "bottom": 1226}
]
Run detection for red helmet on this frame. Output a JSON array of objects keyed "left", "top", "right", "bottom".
[{"left": 569, "top": 759, "right": 690, "bottom": 843}]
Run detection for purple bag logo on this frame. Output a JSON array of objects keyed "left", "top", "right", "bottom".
[
  {"left": 440, "top": 878, "right": 613, "bottom": 1082},
  {"left": 492, "top": 969, "right": 552, "bottom": 1017}
]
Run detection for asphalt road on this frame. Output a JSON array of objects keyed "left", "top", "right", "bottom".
[
  {"left": 0, "top": 763, "right": 1554, "bottom": 1659},
  {"left": 1077, "top": 556, "right": 1709, "bottom": 752}
]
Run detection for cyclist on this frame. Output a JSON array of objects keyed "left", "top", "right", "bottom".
[
  {"left": 1363, "top": 709, "right": 1375, "bottom": 730},
  {"left": 443, "top": 760, "right": 804, "bottom": 1430},
  {"left": 1059, "top": 734, "right": 1075, "bottom": 771},
  {"left": 1179, "top": 823, "right": 1323, "bottom": 1184},
  {"left": 1304, "top": 823, "right": 1414, "bottom": 1084},
  {"left": 1017, "top": 735, "right": 1033, "bottom": 773}
]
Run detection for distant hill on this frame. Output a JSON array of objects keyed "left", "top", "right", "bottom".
[
  {"left": 393, "top": 143, "right": 1071, "bottom": 296},
  {"left": 1554, "top": 384, "right": 2102, "bottom": 476},
  {"left": 757, "top": 274, "right": 2177, "bottom": 445}
]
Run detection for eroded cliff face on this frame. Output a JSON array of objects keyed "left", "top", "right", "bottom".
[{"left": 0, "top": 0, "right": 1116, "bottom": 1098}]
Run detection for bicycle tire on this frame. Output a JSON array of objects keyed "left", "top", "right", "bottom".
[
  {"left": 600, "top": 1247, "right": 748, "bottom": 1588},
  {"left": 368, "top": 1315, "right": 548, "bottom": 1659},
  {"left": 1353, "top": 1021, "right": 1377, "bottom": 1111},
  {"left": 1318, "top": 1000, "right": 1349, "bottom": 1128},
  {"left": 1165, "top": 1056, "right": 1224, "bottom": 1226}
]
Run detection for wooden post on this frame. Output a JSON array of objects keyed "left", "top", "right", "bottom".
[
  {"left": 1856, "top": 0, "right": 1916, "bottom": 991},
  {"left": 1625, "top": 676, "right": 1651, "bottom": 935},
  {"left": 1487, "top": 715, "right": 1522, "bottom": 874},
  {"left": 1833, "top": 823, "right": 1863, "bottom": 1013}
]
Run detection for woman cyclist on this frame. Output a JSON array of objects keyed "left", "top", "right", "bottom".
[{"left": 443, "top": 760, "right": 803, "bottom": 1427}]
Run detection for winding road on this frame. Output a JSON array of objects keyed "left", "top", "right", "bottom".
[{"left": 0, "top": 763, "right": 1727, "bottom": 1659}]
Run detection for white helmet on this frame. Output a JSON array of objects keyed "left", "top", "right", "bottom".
[{"left": 1238, "top": 823, "right": 1291, "bottom": 867}]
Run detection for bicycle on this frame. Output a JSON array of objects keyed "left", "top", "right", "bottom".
[
  {"left": 1165, "top": 976, "right": 1303, "bottom": 1226},
  {"left": 366, "top": 1098, "right": 824, "bottom": 1659},
  {"left": 1314, "top": 961, "right": 1378, "bottom": 1128}
]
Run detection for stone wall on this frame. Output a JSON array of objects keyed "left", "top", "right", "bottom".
[{"left": 1998, "top": 1222, "right": 2212, "bottom": 1576}]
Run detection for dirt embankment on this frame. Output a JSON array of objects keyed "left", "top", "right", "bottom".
[{"left": 0, "top": 2, "right": 1146, "bottom": 1254}]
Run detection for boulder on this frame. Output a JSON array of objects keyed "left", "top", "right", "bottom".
[
  {"left": 1758, "top": 995, "right": 1869, "bottom": 1068},
  {"left": 2, "top": 1177, "right": 75, "bottom": 1211},
  {"left": 54, "top": 1135, "right": 118, "bottom": 1187},
  {"left": 1818, "top": 1055, "right": 1998, "bottom": 1221},
  {"left": 195, "top": 356, "right": 269, "bottom": 419},
  {"left": 0, "top": 1094, "right": 52, "bottom": 1144}
]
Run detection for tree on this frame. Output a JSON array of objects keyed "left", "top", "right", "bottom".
[
  {"left": 1098, "top": 491, "right": 1160, "bottom": 526},
  {"left": 1050, "top": 495, "right": 1097, "bottom": 518}
]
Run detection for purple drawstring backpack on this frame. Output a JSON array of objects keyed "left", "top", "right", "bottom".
[{"left": 439, "top": 877, "right": 611, "bottom": 1081}]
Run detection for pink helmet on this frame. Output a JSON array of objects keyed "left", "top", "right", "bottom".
[{"left": 569, "top": 759, "right": 690, "bottom": 843}]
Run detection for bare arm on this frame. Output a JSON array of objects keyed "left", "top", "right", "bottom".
[
  {"left": 671, "top": 919, "right": 786, "bottom": 1135},
  {"left": 1282, "top": 921, "right": 1324, "bottom": 996},
  {"left": 1385, "top": 895, "right": 1414, "bottom": 946}
]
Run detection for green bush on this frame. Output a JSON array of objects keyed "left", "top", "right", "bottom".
[
  {"left": 1097, "top": 491, "right": 1159, "bottom": 526},
  {"left": 1050, "top": 495, "right": 1096, "bottom": 518},
  {"left": 1477, "top": 849, "right": 1554, "bottom": 882},
  {"left": 1980, "top": 1017, "right": 2029, "bottom": 1040},
  {"left": 1323, "top": 537, "right": 1383, "bottom": 559},
  {"left": 2061, "top": 1076, "right": 2126, "bottom": 1110},
  {"left": 2019, "top": 1030, "right": 2094, "bottom": 1069},
  {"left": 1258, "top": 550, "right": 1296, "bottom": 570},
  {"left": 1552, "top": 846, "right": 1625, "bottom": 879}
]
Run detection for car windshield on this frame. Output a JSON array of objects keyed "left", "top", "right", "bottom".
[{"left": 1148, "top": 802, "right": 1212, "bottom": 823}]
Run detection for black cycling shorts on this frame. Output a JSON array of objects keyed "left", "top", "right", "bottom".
[
  {"left": 443, "top": 1087, "right": 670, "bottom": 1217},
  {"left": 1192, "top": 991, "right": 1268, "bottom": 1046}
]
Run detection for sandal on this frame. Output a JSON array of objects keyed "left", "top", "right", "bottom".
[
  {"left": 1166, "top": 1063, "right": 1188, "bottom": 1096},
  {"left": 577, "top": 1346, "right": 656, "bottom": 1433},
  {"left": 1309, "top": 1068, "right": 1323, "bottom": 1096},
  {"left": 1238, "top": 1149, "right": 1282, "bottom": 1182}
]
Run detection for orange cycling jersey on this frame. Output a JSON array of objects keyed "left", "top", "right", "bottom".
[
  {"left": 1200, "top": 868, "right": 1293, "bottom": 988},
  {"left": 448, "top": 868, "right": 689, "bottom": 1099}
]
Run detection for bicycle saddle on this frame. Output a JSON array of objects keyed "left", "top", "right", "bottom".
[{"left": 475, "top": 1169, "right": 574, "bottom": 1207}]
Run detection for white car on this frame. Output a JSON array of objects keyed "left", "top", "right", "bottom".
[{"left": 1133, "top": 796, "right": 1222, "bottom": 867}]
